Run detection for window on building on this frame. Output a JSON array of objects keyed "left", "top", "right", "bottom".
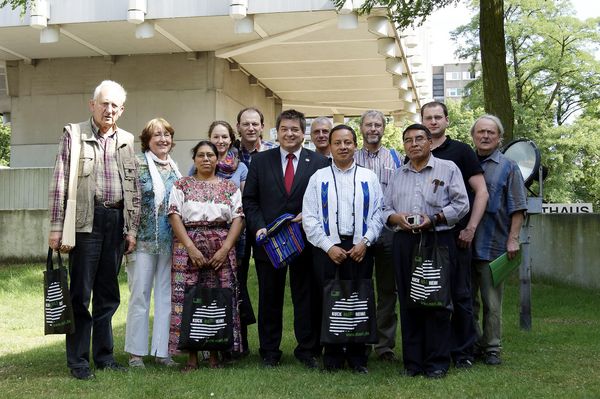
[
  {"left": 447, "top": 87, "right": 465, "bottom": 97},
  {"left": 462, "top": 70, "right": 479, "bottom": 80},
  {"left": 446, "top": 71, "right": 461, "bottom": 80}
]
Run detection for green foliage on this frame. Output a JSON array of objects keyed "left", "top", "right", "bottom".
[
  {"left": 347, "top": 116, "right": 406, "bottom": 153},
  {"left": 453, "top": 0, "right": 600, "bottom": 208},
  {"left": 453, "top": 0, "right": 600, "bottom": 132},
  {"left": 332, "top": 0, "right": 461, "bottom": 29},
  {"left": 526, "top": 117, "right": 600, "bottom": 209},
  {"left": 0, "top": 0, "right": 27, "bottom": 11},
  {"left": 0, "top": 123, "right": 10, "bottom": 166}
]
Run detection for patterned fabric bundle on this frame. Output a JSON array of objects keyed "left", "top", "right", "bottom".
[{"left": 257, "top": 213, "right": 305, "bottom": 269}]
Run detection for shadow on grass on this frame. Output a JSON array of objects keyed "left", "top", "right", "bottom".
[{"left": 1, "top": 263, "right": 600, "bottom": 398}]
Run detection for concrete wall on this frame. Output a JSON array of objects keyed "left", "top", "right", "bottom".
[
  {"left": 529, "top": 214, "right": 600, "bottom": 289},
  {"left": 0, "top": 209, "right": 49, "bottom": 263},
  {"left": 7, "top": 53, "right": 278, "bottom": 171},
  {"left": 2, "top": 211, "right": 599, "bottom": 290}
]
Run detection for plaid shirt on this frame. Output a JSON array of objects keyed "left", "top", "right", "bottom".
[
  {"left": 238, "top": 138, "right": 277, "bottom": 167},
  {"left": 49, "top": 118, "right": 128, "bottom": 232}
]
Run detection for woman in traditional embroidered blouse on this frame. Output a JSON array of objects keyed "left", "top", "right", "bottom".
[
  {"left": 168, "top": 140, "right": 244, "bottom": 370},
  {"left": 125, "top": 118, "right": 182, "bottom": 368}
]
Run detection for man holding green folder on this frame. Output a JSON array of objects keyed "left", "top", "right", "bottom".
[{"left": 470, "top": 115, "right": 527, "bottom": 366}]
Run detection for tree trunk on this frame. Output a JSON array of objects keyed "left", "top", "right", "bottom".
[{"left": 480, "top": 0, "right": 514, "bottom": 140}]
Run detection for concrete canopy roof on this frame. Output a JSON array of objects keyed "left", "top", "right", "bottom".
[{"left": 0, "top": 2, "right": 421, "bottom": 118}]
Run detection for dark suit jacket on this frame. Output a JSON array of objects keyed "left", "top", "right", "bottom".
[{"left": 243, "top": 147, "right": 329, "bottom": 262}]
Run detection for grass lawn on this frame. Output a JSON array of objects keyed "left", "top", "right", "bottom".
[{"left": 1, "top": 261, "right": 599, "bottom": 399}]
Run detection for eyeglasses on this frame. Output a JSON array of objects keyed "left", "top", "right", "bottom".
[
  {"left": 363, "top": 122, "right": 383, "bottom": 129},
  {"left": 195, "top": 152, "right": 217, "bottom": 159},
  {"left": 403, "top": 136, "right": 428, "bottom": 145},
  {"left": 423, "top": 115, "right": 445, "bottom": 122}
]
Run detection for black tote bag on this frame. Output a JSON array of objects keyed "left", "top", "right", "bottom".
[
  {"left": 178, "top": 282, "right": 234, "bottom": 352},
  {"left": 408, "top": 230, "right": 453, "bottom": 311},
  {"left": 44, "top": 248, "right": 75, "bottom": 335},
  {"left": 320, "top": 272, "right": 377, "bottom": 345}
]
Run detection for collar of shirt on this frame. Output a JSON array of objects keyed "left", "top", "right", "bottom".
[
  {"left": 90, "top": 117, "right": 118, "bottom": 140},
  {"left": 280, "top": 147, "right": 302, "bottom": 161},
  {"left": 433, "top": 135, "right": 451, "bottom": 151},
  {"left": 280, "top": 147, "right": 302, "bottom": 172},
  {"left": 403, "top": 153, "right": 435, "bottom": 173},
  {"left": 331, "top": 159, "right": 356, "bottom": 174},
  {"left": 364, "top": 147, "right": 381, "bottom": 158},
  {"left": 483, "top": 149, "right": 502, "bottom": 164}
]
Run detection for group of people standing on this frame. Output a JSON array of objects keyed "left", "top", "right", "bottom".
[{"left": 48, "top": 80, "right": 527, "bottom": 381}]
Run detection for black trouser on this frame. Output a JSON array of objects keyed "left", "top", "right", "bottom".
[
  {"left": 66, "top": 206, "right": 125, "bottom": 369},
  {"left": 314, "top": 237, "right": 374, "bottom": 369},
  {"left": 238, "top": 235, "right": 256, "bottom": 352},
  {"left": 450, "top": 228, "right": 478, "bottom": 362},
  {"left": 393, "top": 230, "right": 455, "bottom": 374},
  {"left": 255, "top": 247, "right": 321, "bottom": 362}
]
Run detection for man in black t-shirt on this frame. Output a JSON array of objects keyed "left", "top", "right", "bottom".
[{"left": 421, "top": 101, "right": 489, "bottom": 368}]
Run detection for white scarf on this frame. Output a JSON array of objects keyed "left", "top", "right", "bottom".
[{"left": 144, "top": 150, "right": 182, "bottom": 211}]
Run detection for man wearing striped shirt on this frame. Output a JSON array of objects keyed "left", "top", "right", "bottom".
[
  {"left": 354, "top": 110, "right": 402, "bottom": 362},
  {"left": 383, "top": 123, "right": 469, "bottom": 378},
  {"left": 48, "top": 80, "right": 140, "bottom": 380}
]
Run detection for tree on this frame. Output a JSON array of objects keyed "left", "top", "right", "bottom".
[
  {"left": 479, "top": 0, "right": 514, "bottom": 139},
  {"left": 334, "top": 0, "right": 515, "bottom": 140},
  {"left": 0, "top": 122, "right": 10, "bottom": 166},
  {"left": 454, "top": 0, "right": 600, "bottom": 208},
  {"left": 454, "top": 0, "right": 600, "bottom": 136}
]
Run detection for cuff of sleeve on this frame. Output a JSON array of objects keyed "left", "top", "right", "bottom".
[
  {"left": 319, "top": 239, "right": 335, "bottom": 254},
  {"left": 50, "top": 222, "right": 63, "bottom": 232},
  {"left": 441, "top": 206, "right": 458, "bottom": 226}
]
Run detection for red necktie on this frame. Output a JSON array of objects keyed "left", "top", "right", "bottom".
[{"left": 284, "top": 153, "right": 295, "bottom": 194}]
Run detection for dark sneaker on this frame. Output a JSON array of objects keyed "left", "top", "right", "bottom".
[
  {"left": 70, "top": 367, "right": 95, "bottom": 380},
  {"left": 97, "top": 361, "right": 128, "bottom": 372},
  {"left": 455, "top": 358, "right": 474, "bottom": 369},
  {"left": 402, "top": 368, "right": 422, "bottom": 377},
  {"left": 299, "top": 356, "right": 319, "bottom": 370},
  {"left": 484, "top": 352, "right": 502, "bottom": 366},
  {"left": 425, "top": 369, "right": 447, "bottom": 379},
  {"left": 352, "top": 365, "right": 369, "bottom": 374}
]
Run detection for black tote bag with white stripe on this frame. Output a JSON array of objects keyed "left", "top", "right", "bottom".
[
  {"left": 44, "top": 248, "right": 75, "bottom": 335},
  {"left": 320, "top": 276, "right": 377, "bottom": 345},
  {"left": 178, "top": 283, "right": 234, "bottom": 352}
]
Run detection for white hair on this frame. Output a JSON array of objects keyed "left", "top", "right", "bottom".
[
  {"left": 310, "top": 116, "right": 333, "bottom": 131},
  {"left": 92, "top": 80, "right": 127, "bottom": 105},
  {"left": 471, "top": 114, "right": 504, "bottom": 139}
]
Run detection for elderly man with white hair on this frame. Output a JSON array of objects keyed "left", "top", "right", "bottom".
[
  {"left": 48, "top": 80, "right": 140, "bottom": 380},
  {"left": 470, "top": 114, "right": 527, "bottom": 366}
]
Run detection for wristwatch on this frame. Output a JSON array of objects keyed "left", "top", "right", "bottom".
[{"left": 362, "top": 237, "right": 371, "bottom": 247}]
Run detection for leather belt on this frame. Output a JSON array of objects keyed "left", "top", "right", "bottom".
[{"left": 95, "top": 199, "right": 124, "bottom": 209}]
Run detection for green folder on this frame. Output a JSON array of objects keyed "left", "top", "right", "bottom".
[{"left": 489, "top": 247, "right": 522, "bottom": 287}]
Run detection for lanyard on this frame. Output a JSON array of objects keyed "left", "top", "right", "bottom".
[{"left": 330, "top": 164, "right": 358, "bottom": 237}]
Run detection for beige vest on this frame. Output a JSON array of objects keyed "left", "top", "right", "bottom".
[{"left": 68, "top": 120, "right": 139, "bottom": 236}]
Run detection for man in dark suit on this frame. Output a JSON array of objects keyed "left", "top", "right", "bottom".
[{"left": 243, "top": 109, "right": 329, "bottom": 368}]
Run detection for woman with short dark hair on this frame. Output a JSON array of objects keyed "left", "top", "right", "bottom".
[{"left": 168, "top": 140, "right": 244, "bottom": 370}]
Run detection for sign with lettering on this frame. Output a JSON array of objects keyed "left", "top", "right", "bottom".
[{"left": 542, "top": 203, "right": 593, "bottom": 214}]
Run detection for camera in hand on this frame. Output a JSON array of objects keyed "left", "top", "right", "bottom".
[{"left": 406, "top": 214, "right": 423, "bottom": 227}]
